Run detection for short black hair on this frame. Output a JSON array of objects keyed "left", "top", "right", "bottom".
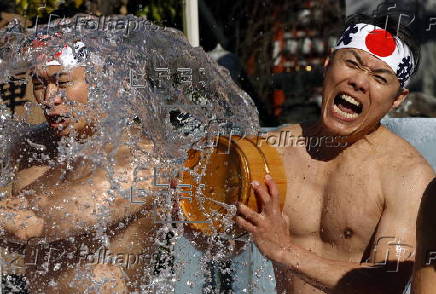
[{"left": 340, "top": 11, "right": 421, "bottom": 79}]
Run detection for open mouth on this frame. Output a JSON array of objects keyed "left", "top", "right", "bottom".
[
  {"left": 332, "top": 94, "right": 363, "bottom": 120},
  {"left": 47, "top": 114, "right": 70, "bottom": 127}
]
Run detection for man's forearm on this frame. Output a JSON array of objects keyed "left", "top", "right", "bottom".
[
  {"left": 277, "top": 242, "right": 363, "bottom": 292},
  {"left": 277, "top": 243, "right": 412, "bottom": 294}
]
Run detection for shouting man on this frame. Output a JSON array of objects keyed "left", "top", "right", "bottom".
[{"left": 236, "top": 13, "right": 435, "bottom": 294}]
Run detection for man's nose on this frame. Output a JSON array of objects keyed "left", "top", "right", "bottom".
[
  {"left": 348, "top": 71, "right": 369, "bottom": 94},
  {"left": 43, "top": 83, "right": 62, "bottom": 106}
]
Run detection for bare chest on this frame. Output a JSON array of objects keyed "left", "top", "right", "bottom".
[{"left": 282, "top": 148, "right": 384, "bottom": 256}]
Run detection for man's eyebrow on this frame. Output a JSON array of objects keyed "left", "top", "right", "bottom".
[
  {"left": 349, "top": 50, "right": 396, "bottom": 76},
  {"left": 50, "top": 72, "right": 70, "bottom": 78},
  {"left": 349, "top": 50, "right": 364, "bottom": 65},
  {"left": 372, "top": 68, "right": 396, "bottom": 76}
]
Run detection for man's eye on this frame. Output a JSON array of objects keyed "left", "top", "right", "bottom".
[
  {"left": 346, "top": 60, "right": 359, "bottom": 67},
  {"left": 32, "top": 80, "right": 45, "bottom": 89},
  {"left": 58, "top": 81, "right": 71, "bottom": 87},
  {"left": 374, "top": 75, "right": 387, "bottom": 84}
]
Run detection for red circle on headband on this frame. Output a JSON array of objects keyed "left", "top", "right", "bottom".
[{"left": 365, "top": 29, "right": 396, "bottom": 57}]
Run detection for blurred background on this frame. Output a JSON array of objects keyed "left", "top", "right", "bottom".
[{"left": 0, "top": 0, "right": 435, "bottom": 127}]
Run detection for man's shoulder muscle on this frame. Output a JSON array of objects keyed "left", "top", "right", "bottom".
[
  {"left": 364, "top": 127, "right": 434, "bottom": 204},
  {"left": 373, "top": 127, "right": 432, "bottom": 171}
]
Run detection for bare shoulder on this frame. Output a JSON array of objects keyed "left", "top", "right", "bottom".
[
  {"left": 373, "top": 126, "right": 435, "bottom": 199},
  {"left": 257, "top": 123, "right": 303, "bottom": 142},
  {"left": 374, "top": 126, "right": 433, "bottom": 171},
  {"left": 274, "top": 123, "right": 303, "bottom": 135},
  {"left": 256, "top": 124, "right": 303, "bottom": 155}
]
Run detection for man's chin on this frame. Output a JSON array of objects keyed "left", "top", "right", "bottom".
[
  {"left": 321, "top": 115, "right": 383, "bottom": 142},
  {"left": 320, "top": 115, "right": 361, "bottom": 138}
]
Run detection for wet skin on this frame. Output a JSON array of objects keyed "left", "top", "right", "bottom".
[
  {"left": 236, "top": 49, "right": 435, "bottom": 294},
  {"left": 31, "top": 65, "right": 91, "bottom": 137},
  {"left": 2, "top": 65, "right": 159, "bottom": 293}
]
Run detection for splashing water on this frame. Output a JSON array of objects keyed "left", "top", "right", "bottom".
[{"left": 0, "top": 15, "right": 260, "bottom": 293}]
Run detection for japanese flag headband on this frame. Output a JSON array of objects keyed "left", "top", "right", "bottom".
[
  {"left": 30, "top": 33, "right": 88, "bottom": 67},
  {"left": 334, "top": 23, "right": 414, "bottom": 88}
]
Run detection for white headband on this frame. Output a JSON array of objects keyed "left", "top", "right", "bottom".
[
  {"left": 334, "top": 23, "right": 414, "bottom": 87},
  {"left": 45, "top": 41, "right": 87, "bottom": 67},
  {"left": 31, "top": 35, "right": 87, "bottom": 67}
]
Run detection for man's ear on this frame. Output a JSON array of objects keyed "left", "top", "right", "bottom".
[
  {"left": 323, "top": 56, "right": 331, "bottom": 77},
  {"left": 392, "top": 88, "right": 409, "bottom": 109},
  {"left": 324, "top": 56, "right": 330, "bottom": 67}
]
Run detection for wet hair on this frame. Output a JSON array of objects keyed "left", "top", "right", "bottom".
[{"left": 339, "top": 12, "right": 421, "bottom": 78}]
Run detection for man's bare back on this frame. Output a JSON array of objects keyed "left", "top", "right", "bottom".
[{"left": 267, "top": 123, "right": 433, "bottom": 294}]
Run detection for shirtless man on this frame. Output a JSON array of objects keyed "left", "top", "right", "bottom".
[
  {"left": 236, "top": 13, "right": 435, "bottom": 294},
  {"left": 0, "top": 35, "right": 160, "bottom": 293}
]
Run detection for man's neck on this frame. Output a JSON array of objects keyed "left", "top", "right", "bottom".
[{"left": 301, "top": 120, "right": 381, "bottom": 161}]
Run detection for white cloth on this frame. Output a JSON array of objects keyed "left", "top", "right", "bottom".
[
  {"left": 45, "top": 41, "right": 86, "bottom": 67},
  {"left": 335, "top": 23, "right": 414, "bottom": 87}
]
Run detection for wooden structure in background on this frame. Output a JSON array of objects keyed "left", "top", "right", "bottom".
[
  {"left": 271, "top": 0, "right": 342, "bottom": 117},
  {"left": 0, "top": 75, "right": 46, "bottom": 125}
]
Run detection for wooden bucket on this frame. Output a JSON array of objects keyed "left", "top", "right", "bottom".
[{"left": 180, "top": 136, "right": 287, "bottom": 236}]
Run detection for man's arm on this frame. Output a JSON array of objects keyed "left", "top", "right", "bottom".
[
  {"left": 412, "top": 178, "right": 436, "bottom": 294},
  {"left": 236, "top": 163, "right": 434, "bottom": 294},
  {"left": 16, "top": 145, "right": 156, "bottom": 242},
  {"left": 0, "top": 124, "right": 51, "bottom": 242}
]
